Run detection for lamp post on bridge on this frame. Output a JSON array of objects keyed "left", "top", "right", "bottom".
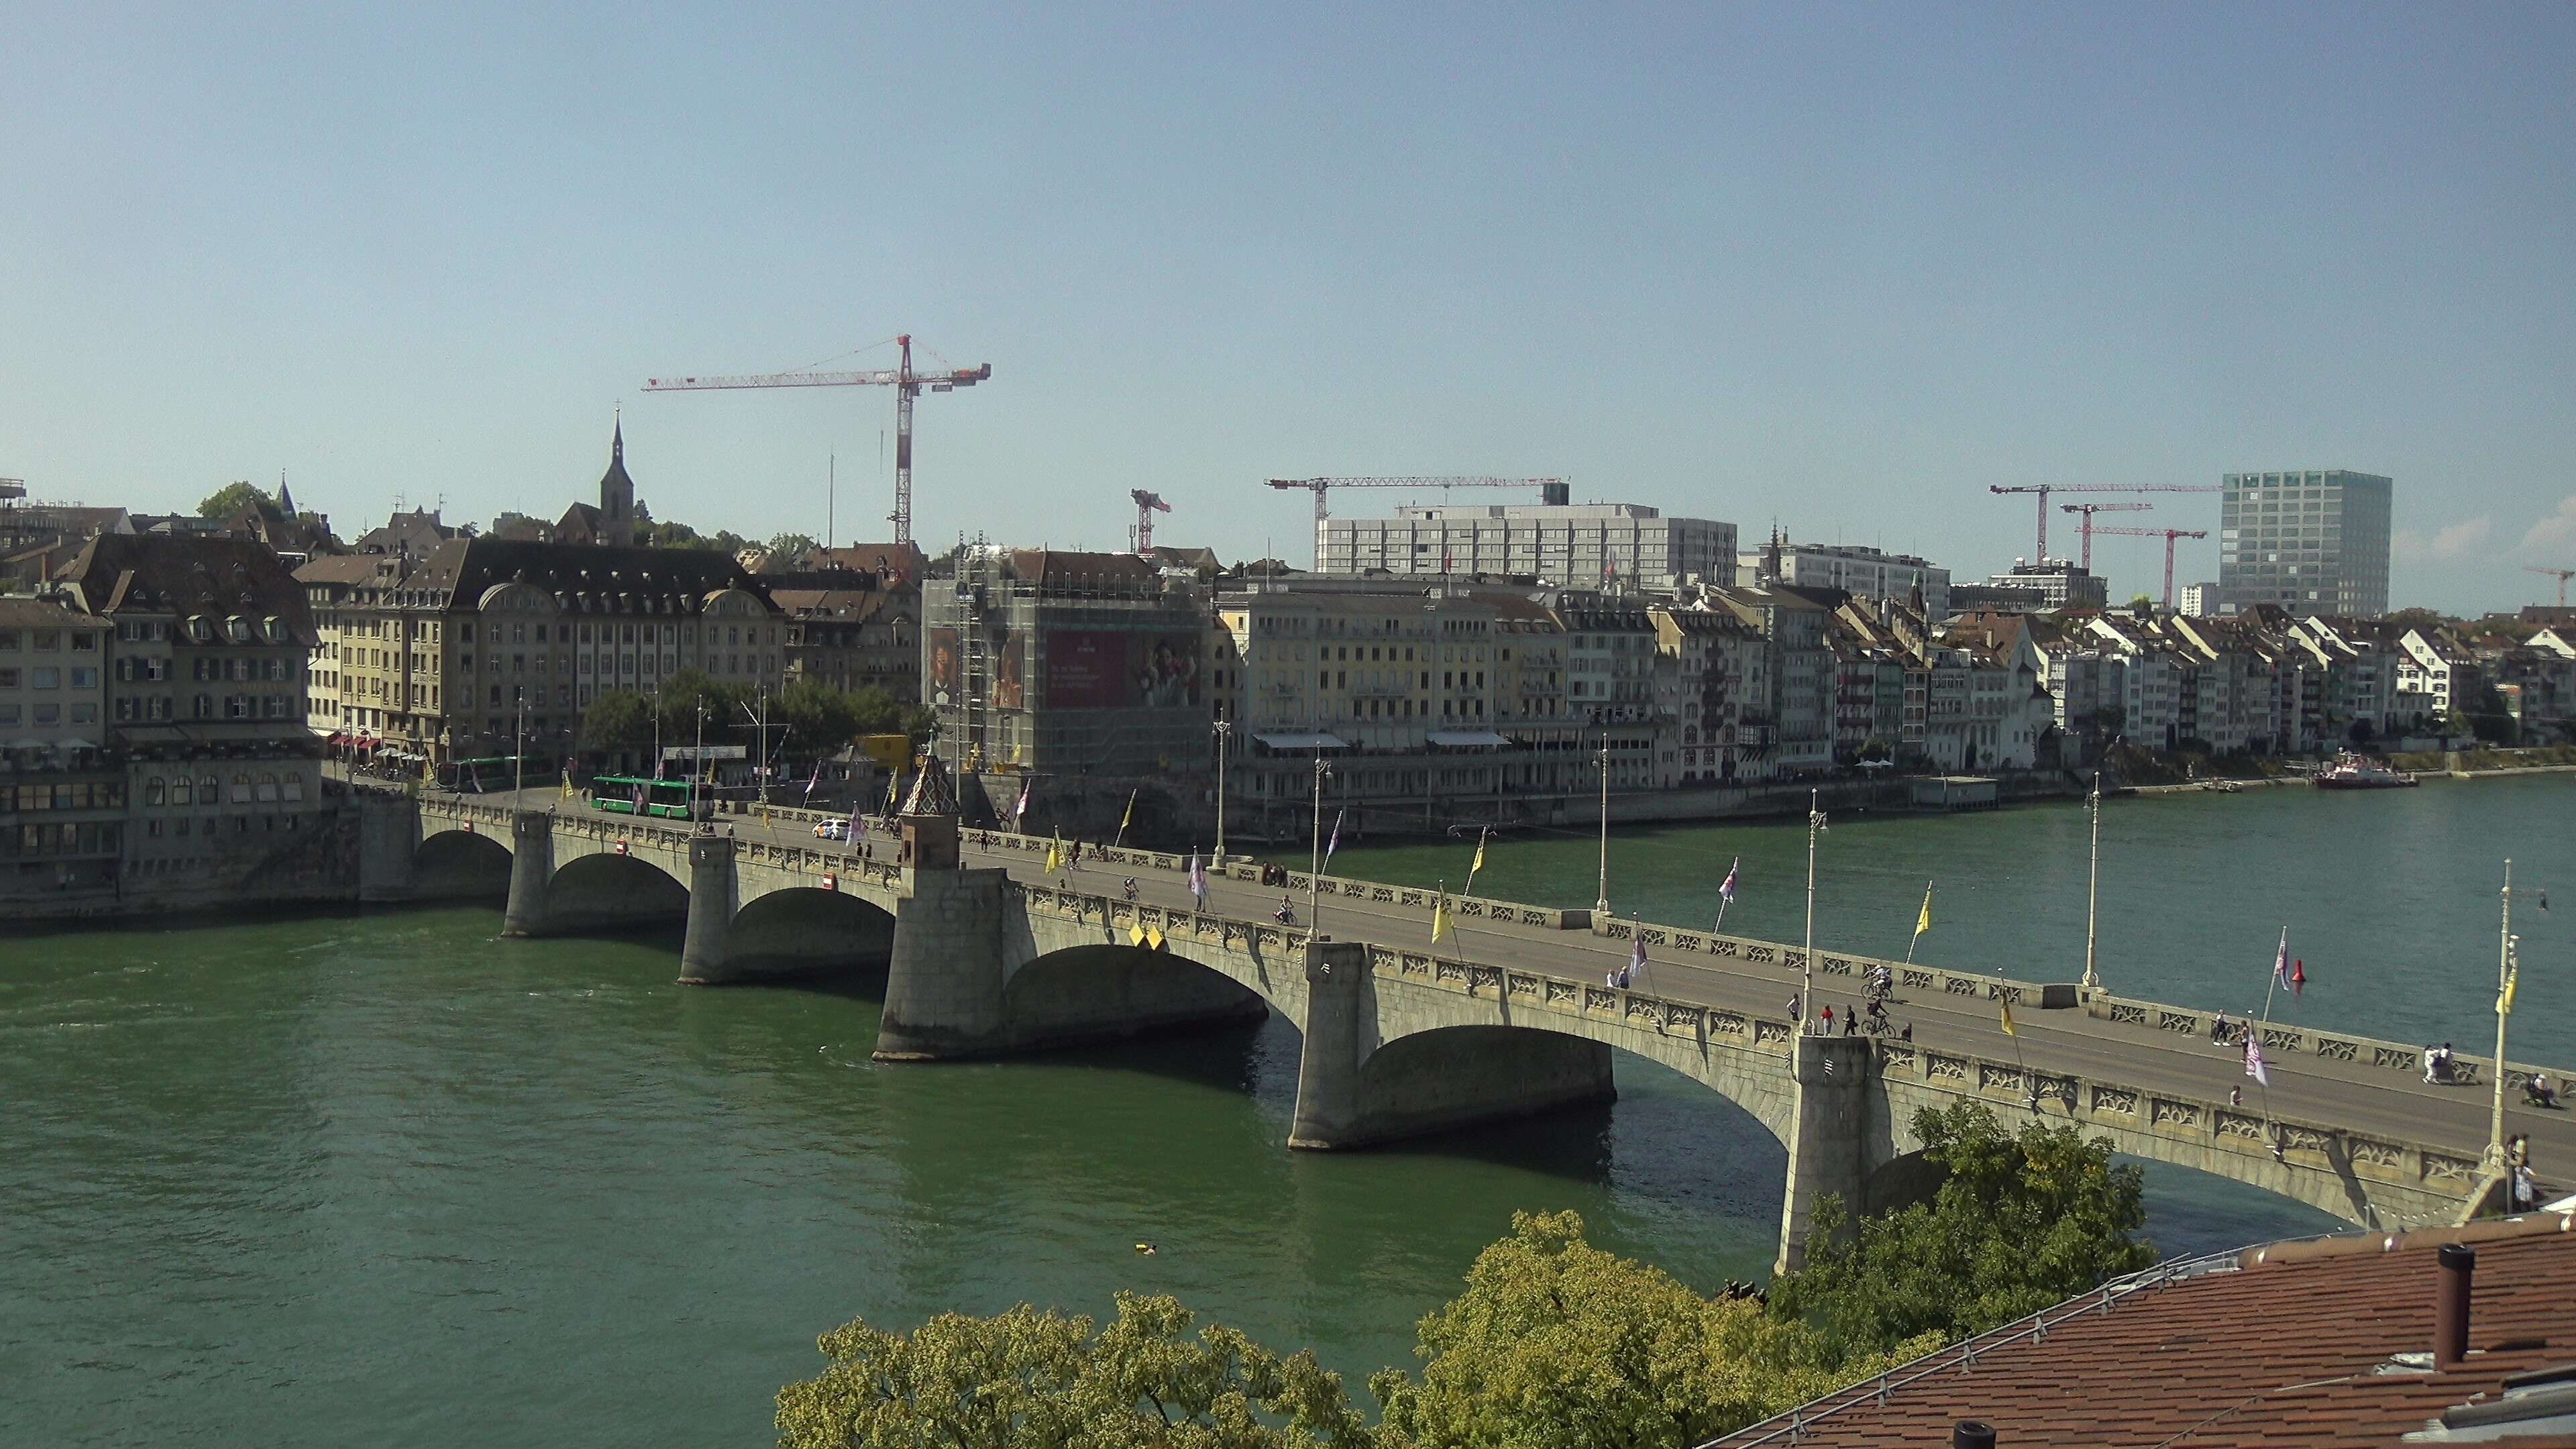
[
  {"left": 2082, "top": 769, "right": 2104, "bottom": 994},
  {"left": 1307, "top": 755, "right": 1333, "bottom": 936},
  {"left": 1803, "top": 788, "right": 1825, "bottom": 1032},
  {"left": 1212, "top": 718, "right": 1232, "bottom": 862},
  {"left": 1593, "top": 720, "right": 1611, "bottom": 918}
]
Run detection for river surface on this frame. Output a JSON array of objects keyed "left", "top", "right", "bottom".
[{"left": 3, "top": 776, "right": 2567, "bottom": 1446}]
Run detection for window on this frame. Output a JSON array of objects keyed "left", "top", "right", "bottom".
[
  {"left": 71, "top": 704, "right": 96, "bottom": 724},
  {"left": 0, "top": 668, "right": 14, "bottom": 688},
  {"left": 32, "top": 667, "right": 58, "bottom": 688},
  {"left": 146, "top": 776, "right": 168, "bottom": 806},
  {"left": 34, "top": 631, "right": 60, "bottom": 651},
  {"left": 34, "top": 703, "right": 59, "bottom": 724},
  {"left": 282, "top": 772, "right": 305, "bottom": 803},
  {"left": 70, "top": 667, "right": 97, "bottom": 689}
]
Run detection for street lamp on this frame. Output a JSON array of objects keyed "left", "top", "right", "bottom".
[
  {"left": 2082, "top": 769, "right": 2104, "bottom": 993},
  {"left": 1308, "top": 755, "right": 1333, "bottom": 935},
  {"left": 1803, "top": 788, "right": 1827, "bottom": 1032},
  {"left": 1212, "top": 718, "right": 1232, "bottom": 862},
  {"left": 1593, "top": 719, "right": 1612, "bottom": 918}
]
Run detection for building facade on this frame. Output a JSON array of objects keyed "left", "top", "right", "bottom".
[
  {"left": 1318, "top": 502, "right": 1737, "bottom": 592},
  {"left": 2218, "top": 470, "right": 2392, "bottom": 618},
  {"left": 1745, "top": 541, "right": 1950, "bottom": 620}
]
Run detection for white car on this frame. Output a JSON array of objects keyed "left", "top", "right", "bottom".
[{"left": 813, "top": 819, "right": 849, "bottom": 841}]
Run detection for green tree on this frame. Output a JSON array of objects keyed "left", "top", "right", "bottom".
[
  {"left": 776, "top": 1291, "right": 1375, "bottom": 1449},
  {"left": 1768, "top": 1102, "right": 2153, "bottom": 1356},
  {"left": 198, "top": 480, "right": 274, "bottom": 518},
  {"left": 767, "top": 532, "right": 820, "bottom": 561},
  {"left": 654, "top": 669, "right": 755, "bottom": 749},
  {"left": 578, "top": 688, "right": 655, "bottom": 751},
  {"left": 641, "top": 519, "right": 706, "bottom": 549},
  {"left": 1370, "top": 1211, "right": 1928, "bottom": 1449}
]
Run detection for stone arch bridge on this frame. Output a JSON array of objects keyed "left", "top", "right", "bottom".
[{"left": 376, "top": 798, "right": 2532, "bottom": 1270}]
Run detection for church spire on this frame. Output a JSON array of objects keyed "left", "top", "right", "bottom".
[{"left": 612, "top": 405, "right": 623, "bottom": 464}]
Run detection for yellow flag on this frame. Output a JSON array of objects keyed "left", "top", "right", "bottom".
[
  {"left": 1431, "top": 896, "right": 1452, "bottom": 944},
  {"left": 1470, "top": 834, "right": 1487, "bottom": 878},
  {"left": 1146, "top": 926, "right": 1166, "bottom": 951},
  {"left": 2501, "top": 964, "right": 2518, "bottom": 1016},
  {"left": 2000, "top": 1000, "right": 2017, "bottom": 1036},
  {"left": 1120, "top": 789, "right": 1136, "bottom": 833},
  {"left": 1044, "top": 837, "right": 1064, "bottom": 873},
  {"left": 1128, "top": 922, "right": 1147, "bottom": 948},
  {"left": 1914, "top": 884, "right": 1934, "bottom": 939}
]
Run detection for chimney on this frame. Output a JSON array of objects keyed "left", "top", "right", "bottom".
[
  {"left": 1953, "top": 1421, "right": 1997, "bottom": 1448},
  {"left": 2436, "top": 1242, "right": 2475, "bottom": 1369}
]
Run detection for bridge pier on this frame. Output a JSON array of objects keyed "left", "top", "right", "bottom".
[
  {"left": 677, "top": 832, "right": 741, "bottom": 985},
  {"left": 354, "top": 794, "right": 419, "bottom": 903},
  {"left": 500, "top": 809, "right": 555, "bottom": 937},
  {"left": 1776, "top": 1034, "right": 1876, "bottom": 1274},
  {"left": 1290, "top": 939, "right": 1616, "bottom": 1150},
  {"left": 874, "top": 867, "right": 1012, "bottom": 1059}
]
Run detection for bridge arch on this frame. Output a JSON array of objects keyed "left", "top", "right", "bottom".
[
  {"left": 1000, "top": 942, "right": 1274, "bottom": 1051},
  {"left": 414, "top": 828, "right": 512, "bottom": 901},
  {"left": 545, "top": 851, "right": 690, "bottom": 936},
  {"left": 1346, "top": 1023, "right": 1622, "bottom": 1149},
  {"left": 725, "top": 887, "right": 897, "bottom": 979}
]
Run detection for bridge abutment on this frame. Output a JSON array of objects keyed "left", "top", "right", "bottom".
[
  {"left": 873, "top": 867, "right": 1012, "bottom": 1060},
  {"left": 500, "top": 810, "right": 555, "bottom": 937},
  {"left": 677, "top": 833, "right": 741, "bottom": 985},
  {"left": 1776, "top": 1034, "right": 1876, "bottom": 1274}
]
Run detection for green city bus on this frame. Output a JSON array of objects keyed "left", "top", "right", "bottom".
[{"left": 592, "top": 775, "right": 696, "bottom": 820}]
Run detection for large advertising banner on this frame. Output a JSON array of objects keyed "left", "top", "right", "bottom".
[
  {"left": 1044, "top": 630, "right": 1200, "bottom": 710},
  {"left": 927, "top": 627, "right": 962, "bottom": 699}
]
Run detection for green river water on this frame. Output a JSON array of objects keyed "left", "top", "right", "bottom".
[{"left": 4, "top": 776, "right": 2569, "bottom": 1446}]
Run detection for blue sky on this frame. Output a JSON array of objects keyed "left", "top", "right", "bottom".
[{"left": 5, "top": 4, "right": 2572, "bottom": 612}]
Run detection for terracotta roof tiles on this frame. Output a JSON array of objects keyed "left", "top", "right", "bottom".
[{"left": 1707, "top": 1214, "right": 2576, "bottom": 1449}]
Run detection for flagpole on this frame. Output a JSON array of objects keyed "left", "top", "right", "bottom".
[
  {"left": 2487, "top": 859, "right": 2515, "bottom": 1173},
  {"left": 1308, "top": 757, "right": 1331, "bottom": 937}
]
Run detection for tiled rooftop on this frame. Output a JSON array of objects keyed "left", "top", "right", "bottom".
[{"left": 1707, "top": 1214, "right": 2576, "bottom": 1448}]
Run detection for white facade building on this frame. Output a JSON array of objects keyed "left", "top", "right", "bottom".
[
  {"left": 1318, "top": 503, "right": 1736, "bottom": 592},
  {"left": 1743, "top": 541, "right": 1950, "bottom": 619}
]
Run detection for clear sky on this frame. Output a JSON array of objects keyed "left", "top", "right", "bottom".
[{"left": 5, "top": 4, "right": 2571, "bottom": 613}]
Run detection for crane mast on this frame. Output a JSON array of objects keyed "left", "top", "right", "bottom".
[
  {"left": 2088, "top": 525, "right": 2209, "bottom": 607},
  {"left": 645, "top": 334, "right": 991, "bottom": 547}
]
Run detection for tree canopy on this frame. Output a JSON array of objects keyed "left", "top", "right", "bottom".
[
  {"left": 767, "top": 532, "right": 820, "bottom": 561},
  {"left": 197, "top": 480, "right": 274, "bottom": 518},
  {"left": 776, "top": 1291, "right": 1375, "bottom": 1449},
  {"left": 1371, "top": 1210, "right": 1929, "bottom": 1449},
  {"left": 1767, "top": 1102, "right": 2153, "bottom": 1355}
]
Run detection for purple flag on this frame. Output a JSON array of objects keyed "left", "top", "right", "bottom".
[
  {"left": 2273, "top": 928, "right": 2290, "bottom": 987},
  {"left": 2244, "top": 1035, "right": 2270, "bottom": 1087},
  {"left": 1188, "top": 849, "right": 1208, "bottom": 906},
  {"left": 1323, "top": 808, "right": 1344, "bottom": 871},
  {"left": 1719, "top": 857, "right": 1739, "bottom": 904}
]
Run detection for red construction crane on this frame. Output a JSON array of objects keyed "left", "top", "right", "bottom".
[
  {"left": 2089, "top": 526, "right": 2210, "bottom": 608},
  {"left": 2526, "top": 566, "right": 2576, "bottom": 608},
  {"left": 1265, "top": 476, "right": 1568, "bottom": 568},
  {"left": 645, "top": 334, "right": 991, "bottom": 547},
  {"left": 1130, "top": 490, "right": 1172, "bottom": 554},
  {"left": 2057, "top": 502, "right": 2155, "bottom": 569},
  {"left": 1990, "top": 484, "right": 2219, "bottom": 562}
]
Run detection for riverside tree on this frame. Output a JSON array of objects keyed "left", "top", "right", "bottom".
[
  {"left": 1767, "top": 1101, "right": 2154, "bottom": 1354},
  {"left": 1369, "top": 1210, "right": 1929, "bottom": 1449},
  {"left": 775, "top": 1291, "right": 1375, "bottom": 1449}
]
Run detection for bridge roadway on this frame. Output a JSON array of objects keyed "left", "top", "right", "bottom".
[{"left": 391, "top": 789, "right": 2565, "bottom": 1263}]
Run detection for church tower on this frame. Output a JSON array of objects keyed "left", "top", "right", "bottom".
[{"left": 598, "top": 415, "right": 637, "bottom": 546}]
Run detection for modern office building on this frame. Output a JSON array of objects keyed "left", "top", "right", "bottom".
[
  {"left": 2218, "top": 470, "right": 2392, "bottom": 619},
  {"left": 1973, "top": 560, "right": 2109, "bottom": 612},
  {"left": 1317, "top": 502, "right": 1736, "bottom": 591},
  {"left": 1741, "top": 539, "right": 1949, "bottom": 618}
]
